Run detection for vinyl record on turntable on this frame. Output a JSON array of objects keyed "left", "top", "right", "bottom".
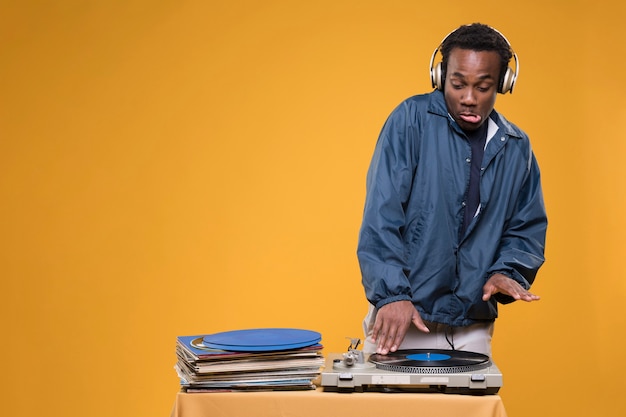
[
  {"left": 202, "top": 328, "right": 321, "bottom": 352},
  {"left": 369, "top": 349, "right": 491, "bottom": 374}
]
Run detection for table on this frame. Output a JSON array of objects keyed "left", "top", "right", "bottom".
[{"left": 170, "top": 388, "right": 508, "bottom": 417}]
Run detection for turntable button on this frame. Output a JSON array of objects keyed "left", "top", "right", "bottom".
[
  {"left": 471, "top": 374, "right": 486, "bottom": 382},
  {"left": 339, "top": 373, "right": 353, "bottom": 381}
]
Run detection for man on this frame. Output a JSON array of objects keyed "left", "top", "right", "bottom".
[{"left": 357, "top": 23, "right": 547, "bottom": 357}]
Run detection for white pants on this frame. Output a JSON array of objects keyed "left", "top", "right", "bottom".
[{"left": 362, "top": 304, "right": 494, "bottom": 357}]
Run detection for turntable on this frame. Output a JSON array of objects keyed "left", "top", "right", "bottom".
[{"left": 320, "top": 339, "right": 502, "bottom": 395}]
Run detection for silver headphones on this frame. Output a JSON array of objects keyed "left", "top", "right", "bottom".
[{"left": 429, "top": 25, "right": 519, "bottom": 94}]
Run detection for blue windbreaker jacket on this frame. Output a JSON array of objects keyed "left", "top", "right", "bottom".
[{"left": 357, "top": 90, "right": 547, "bottom": 326}]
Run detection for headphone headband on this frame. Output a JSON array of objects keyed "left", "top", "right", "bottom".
[{"left": 429, "top": 25, "right": 519, "bottom": 94}]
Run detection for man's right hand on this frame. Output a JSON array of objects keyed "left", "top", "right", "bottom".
[{"left": 371, "top": 300, "right": 429, "bottom": 355}]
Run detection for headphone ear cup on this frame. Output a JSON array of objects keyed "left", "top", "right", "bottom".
[
  {"left": 431, "top": 62, "right": 443, "bottom": 90},
  {"left": 499, "top": 67, "right": 515, "bottom": 94}
]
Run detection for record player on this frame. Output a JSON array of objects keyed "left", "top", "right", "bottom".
[{"left": 320, "top": 339, "right": 502, "bottom": 395}]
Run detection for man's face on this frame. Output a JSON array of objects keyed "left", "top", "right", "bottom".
[{"left": 443, "top": 48, "right": 501, "bottom": 132}]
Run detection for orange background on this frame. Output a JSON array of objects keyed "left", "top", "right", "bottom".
[{"left": 1, "top": 1, "right": 625, "bottom": 416}]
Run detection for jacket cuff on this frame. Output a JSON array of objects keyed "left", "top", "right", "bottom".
[{"left": 374, "top": 294, "right": 413, "bottom": 310}]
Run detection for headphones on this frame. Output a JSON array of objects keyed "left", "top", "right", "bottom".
[{"left": 429, "top": 25, "right": 519, "bottom": 94}]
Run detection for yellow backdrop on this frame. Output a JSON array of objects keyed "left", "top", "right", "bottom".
[{"left": 1, "top": 1, "right": 625, "bottom": 416}]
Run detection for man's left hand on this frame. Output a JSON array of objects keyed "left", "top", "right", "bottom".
[{"left": 482, "top": 273, "right": 540, "bottom": 302}]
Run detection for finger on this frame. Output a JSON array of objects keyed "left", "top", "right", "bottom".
[
  {"left": 520, "top": 291, "right": 540, "bottom": 302},
  {"left": 378, "top": 329, "right": 395, "bottom": 355},
  {"left": 375, "top": 322, "right": 392, "bottom": 354},
  {"left": 389, "top": 325, "right": 408, "bottom": 353},
  {"left": 412, "top": 314, "right": 430, "bottom": 333},
  {"left": 371, "top": 322, "right": 380, "bottom": 343},
  {"left": 378, "top": 338, "right": 390, "bottom": 354},
  {"left": 482, "top": 284, "right": 496, "bottom": 301},
  {"left": 508, "top": 290, "right": 522, "bottom": 300},
  {"left": 508, "top": 283, "right": 527, "bottom": 300},
  {"left": 379, "top": 320, "right": 403, "bottom": 354},
  {"left": 386, "top": 332, "right": 400, "bottom": 353}
]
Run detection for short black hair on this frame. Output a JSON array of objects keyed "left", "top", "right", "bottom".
[{"left": 440, "top": 23, "right": 513, "bottom": 87}]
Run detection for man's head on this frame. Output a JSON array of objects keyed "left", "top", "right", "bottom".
[
  {"left": 438, "top": 24, "right": 515, "bottom": 132},
  {"left": 439, "top": 23, "right": 514, "bottom": 93}
]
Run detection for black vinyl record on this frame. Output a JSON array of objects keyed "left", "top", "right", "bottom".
[{"left": 369, "top": 349, "right": 491, "bottom": 374}]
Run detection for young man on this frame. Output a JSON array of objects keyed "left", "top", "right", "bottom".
[{"left": 357, "top": 23, "right": 547, "bottom": 357}]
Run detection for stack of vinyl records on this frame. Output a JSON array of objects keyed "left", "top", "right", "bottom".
[{"left": 175, "top": 328, "right": 324, "bottom": 392}]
